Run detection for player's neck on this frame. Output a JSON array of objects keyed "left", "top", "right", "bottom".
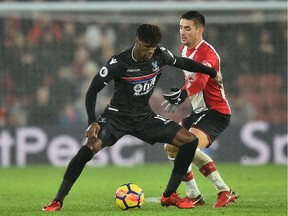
[{"left": 186, "top": 38, "right": 203, "bottom": 50}]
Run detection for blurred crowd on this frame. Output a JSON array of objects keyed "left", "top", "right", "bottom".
[{"left": 0, "top": 10, "right": 287, "bottom": 128}]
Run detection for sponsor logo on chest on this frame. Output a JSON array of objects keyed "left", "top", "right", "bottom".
[
  {"left": 132, "top": 61, "right": 159, "bottom": 96},
  {"left": 133, "top": 76, "right": 156, "bottom": 96}
]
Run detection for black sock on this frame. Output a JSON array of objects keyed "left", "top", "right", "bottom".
[
  {"left": 54, "top": 179, "right": 73, "bottom": 204},
  {"left": 54, "top": 145, "right": 94, "bottom": 202},
  {"left": 163, "top": 138, "right": 198, "bottom": 197}
]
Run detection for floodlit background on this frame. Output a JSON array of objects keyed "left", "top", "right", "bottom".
[{"left": 0, "top": 1, "right": 287, "bottom": 167}]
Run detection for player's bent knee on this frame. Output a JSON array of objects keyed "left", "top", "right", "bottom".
[
  {"left": 173, "top": 128, "right": 197, "bottom": 146},
  {"left": 164, "top": 143, "right": 179, "bottom": 158},
  {"left": 193, "top": 149, "right": 213, "bottom": 167}
]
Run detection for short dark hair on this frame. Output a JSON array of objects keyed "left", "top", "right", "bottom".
[
  {"left": 181, "top": 11, "right": 205, "bottom": 28},
  {"left": 136, "top": 24, "right": 162, "bottom": 46}
]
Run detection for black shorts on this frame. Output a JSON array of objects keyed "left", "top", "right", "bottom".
[
  {"left": 97, "top": 110, "right": 182, "bottom": 148},
  {"left": 182, "top": 109, "right": 230, "bottom": 145}
]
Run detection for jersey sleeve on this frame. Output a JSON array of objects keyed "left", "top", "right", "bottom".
[
  {"left": 184, "top": 51, "right": 219, "bottom": 96},
  {"left": 159, "top": 46, "right": 217, "bottom": 78},
  {"left": 183, "top": 73, "right": 209, "bottom": 96},
  {"left": 85, "top": 57, "right": 118, "bottom": 125},
  {"left": 197, "top": 52, "right": 219, "bottom": 72}
]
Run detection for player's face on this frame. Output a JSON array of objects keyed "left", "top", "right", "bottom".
[
  {"left": 134, "top": 38, "right": 157, "bottom": 61},
  {"left": 179, "top": 19, "right": 203, "bottom": 48}
]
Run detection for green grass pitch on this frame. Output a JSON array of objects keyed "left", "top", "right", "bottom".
[{"left": 0, "top": 164, "right": 286, "bottom": 216}]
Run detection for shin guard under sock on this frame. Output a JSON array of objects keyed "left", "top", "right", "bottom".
[
  {"left": 163, "top": 138, "right": 198, "bottom": 197},
  {"left": 55, "top": 145, "right": 94, "bottom": 202}
]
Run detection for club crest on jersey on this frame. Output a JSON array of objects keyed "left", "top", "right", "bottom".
[
  {"left": 152, "top": 61, "right": 159, "bottom": 72},
  {"left": 99, "top": 66, "right": 108, "bottom": 77},
  {"left": 98, "top": 116, "right": 106, "bottom": 123},
  {"left": 202, "top": 60, "right": 212, "bottom": 68}
]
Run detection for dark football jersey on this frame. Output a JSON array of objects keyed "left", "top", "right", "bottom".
[
  {"left": 94, "top": 46, "right": 175, "bottom": 118},
  {"left": 86, "top": 45, "right": 216, "bottom": 124}
]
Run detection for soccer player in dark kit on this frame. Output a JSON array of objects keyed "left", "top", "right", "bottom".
[{"left": 43, "top": 23, "right": 222, "bottom": 211}]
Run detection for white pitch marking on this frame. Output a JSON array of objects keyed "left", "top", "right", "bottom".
[{"left": 144, "top": 197, "right": 161, "bottom": 203}]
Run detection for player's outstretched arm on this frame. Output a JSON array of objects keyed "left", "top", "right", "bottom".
[
  {"left": 160, "top": 47, "right": 222, "bottom": 85},
  {"left": 174, "top": 56, "right": 217, "bottom": 78}
]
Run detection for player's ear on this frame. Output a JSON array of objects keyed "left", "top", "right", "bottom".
[
  {"left": 198, "top": 27, "right": 204, "bottom": 35},
  {"left": 135, "top": 37, "right": 139, "bottom": 43}
]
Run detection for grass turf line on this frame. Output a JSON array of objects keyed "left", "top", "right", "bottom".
[{"left": 0, "top": 164, "right": 286, "bottom": 216}]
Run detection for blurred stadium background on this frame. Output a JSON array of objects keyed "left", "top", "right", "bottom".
[{"left": 0, "top": 1, "right": 287, "bottom": 167}]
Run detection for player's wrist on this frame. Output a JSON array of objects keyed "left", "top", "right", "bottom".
[
  {"left": 208, "top": 68, "right": 217, "bottom": 78},
  {"left": 88, "top": 119, "right": 97, "bottom": 126}
]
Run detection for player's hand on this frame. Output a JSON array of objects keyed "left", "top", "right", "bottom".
[
  {"left": 163, "top": 88, "right": 187, "bottom": 105},
  {"left": 85, "top": 122, "right": 100, "bottom": 138},
  {"left": 213, "top": 71, "right": 223, "bottom": 85},
  {"left": 161, "top": 88, "right": 187, "bottom": 113}
]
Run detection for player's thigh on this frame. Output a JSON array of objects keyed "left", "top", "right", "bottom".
[
  {"left": 163, "top": 120, "right": 185, "bottom": 156},
  {"left": 189, "top": 127, "right": 209, "bottom": 149},
  {"left": 97, "top": 119, "right": 126, "bottom": 148},
  {"left": 134, "top": 115, "right": 183, "bottom": 145},
  {"left": 191, "top": 110, "right": 230, "bottom": 149}
]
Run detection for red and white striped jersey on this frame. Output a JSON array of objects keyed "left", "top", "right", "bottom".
[{"left": 180, "top": 39, "right": 231, "bottom": 115}]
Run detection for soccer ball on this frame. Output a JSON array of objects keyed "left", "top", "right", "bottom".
[{"left": 115, "top": 183, "right": 144, "bottom": 210}]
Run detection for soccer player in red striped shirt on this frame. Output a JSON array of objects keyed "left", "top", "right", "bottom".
[{"left": 162, "top": 11, "right": 239, "bottom": 208}]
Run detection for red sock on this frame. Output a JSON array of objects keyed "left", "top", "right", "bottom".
[
  {"left": 199, "top": 162, "right": 216, "bottom": 177},
  {"left": 183, "top": 170, "right": 194, "bottom": 182}
]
